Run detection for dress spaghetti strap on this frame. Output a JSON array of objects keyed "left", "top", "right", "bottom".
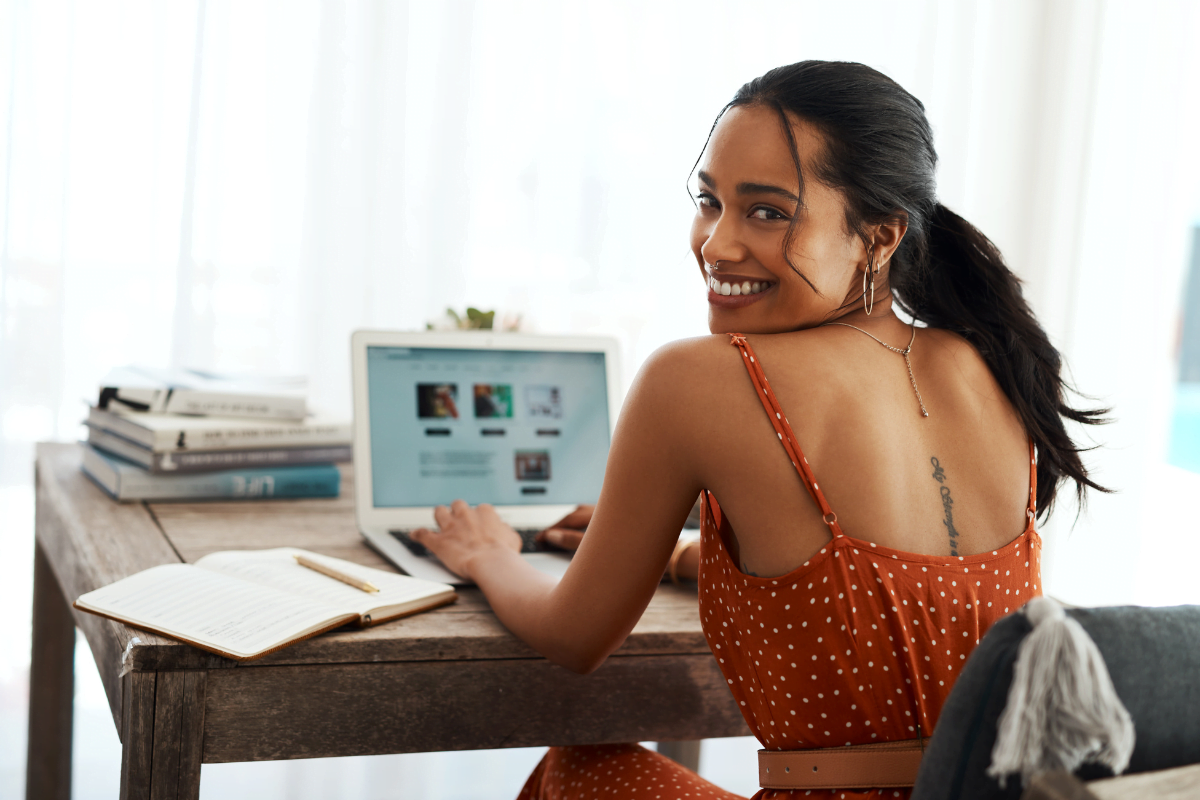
[
  {"left": 727, "top": 333, "right": 846, "bottom": 539},
  {"left": 727, "top": 332, "right": 1040, "bottom": 539}
]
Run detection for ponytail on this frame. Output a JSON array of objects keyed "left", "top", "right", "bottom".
[
  {"left": 723, "top": 60, "right": 1108, "bottom": 516},
  {"left": 894, "top": 204, "right": 1108, "bottom": 517}
]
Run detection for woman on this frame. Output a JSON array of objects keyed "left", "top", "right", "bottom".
[{"left": 411, "top": 61, "right": 1104, "bottom": 799}]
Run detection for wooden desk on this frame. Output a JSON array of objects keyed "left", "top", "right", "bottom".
[{"left": 26, "top": 443, "right": 749, "bottom": 800}]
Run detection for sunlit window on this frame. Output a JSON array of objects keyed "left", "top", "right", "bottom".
[{"left": 1171, "top": 226, "right": 1200, "bottom": 473}]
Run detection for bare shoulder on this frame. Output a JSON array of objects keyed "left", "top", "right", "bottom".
[
  {"left": 921, "top": 326, "right": 988, "bottom": 367},
  {"left": 623, "top": 335, "right": 770, "bottom": 431},
  {"left": 642, "top": 333, "right": 740, "bottom": 366},
  {"left": 638, "top": 330, "right": 852, "bottom": 397},
  {"left": 634, "top": 334, "right": 747, "bottom": 388},
  {"left": 918, "top": 327, "right": 1011, "bottom": 403}
]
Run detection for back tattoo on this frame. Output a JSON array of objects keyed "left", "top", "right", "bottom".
[{"left": 930, "top": 456, "right": 961, "bottom": 556}]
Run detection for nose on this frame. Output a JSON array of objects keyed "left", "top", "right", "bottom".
[{"left": 698, "top": 210, "right": 749, "bottom": 268}]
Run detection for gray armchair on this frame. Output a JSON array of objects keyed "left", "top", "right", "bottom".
[{"left": 911, "top": 604, "right": 1200, "bottom": 799}]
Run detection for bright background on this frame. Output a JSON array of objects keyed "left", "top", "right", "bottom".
[{"left": 3, "top": 1, "right": 1200, "bottom": 797}]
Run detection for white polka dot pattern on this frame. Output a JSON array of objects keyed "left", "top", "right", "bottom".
[{"left": 692, "top": 491, "right": 1041, "bottom": 799}]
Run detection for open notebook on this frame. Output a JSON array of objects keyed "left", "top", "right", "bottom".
[{"left": 73, "top": 548, "right": 457, "bottom": 661}]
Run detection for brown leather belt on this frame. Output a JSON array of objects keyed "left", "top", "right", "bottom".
[{"left": 758, "top": 738, "right": 929, "bottom": 790}]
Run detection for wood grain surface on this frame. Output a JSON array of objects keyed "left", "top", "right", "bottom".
[
  {"left": 202, "top": 653, "right": 747, "bottom": 762},
  {"left": 38, "top": 443, "right": 712, "bottom": 673},
  {"left": 34, "top": 441, "right": 749, "bottom": 773},
  {"left": 25, "top": 541, "right": 75, "bottom": 800},
  {"left": 36, "top": 444, "right": 187, "bottom": 725},
  {"left": 149, "top": 671, "right": 206, "bottom": 800},
  {"left": 119, "top": 672, "right": 157, "bottom": 800},
  {"left": 142, "top": 450, "right": 714, "bottom": 670}
]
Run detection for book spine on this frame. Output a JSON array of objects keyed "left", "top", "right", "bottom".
[
  {"left": 87, "top": 427, "right": 154, "bottom": 468},
  {"left": 80, "top": 445, "right": 122, "bottom": 497},
  {"left": 156, "top": 422, "right": 352, "bottom": 452},
  {"left": 160, "top": 390, "right": 307, "bottom": 420},
  {"left": 108, "top": 464, "right": 342, "bottom": 501},
  {"left": 89, "top": 407, "right": 351, "bottom": 452},
  {"left": 88, "top": 407, "right": 155, "bottom": 448},
  {"left": 152, "top": 445, "right": 352, "bottom": 473}
]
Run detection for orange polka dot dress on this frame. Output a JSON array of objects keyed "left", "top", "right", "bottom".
[{"left": 518, "top": 333, "right": 1042, "bottom": 800}]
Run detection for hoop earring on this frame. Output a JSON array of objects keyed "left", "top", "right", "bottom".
[{"left": 863, "top": 249, "right": 876, "bottom": 316}]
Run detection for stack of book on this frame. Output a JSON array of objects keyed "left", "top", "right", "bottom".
[{"left": 81, "top": 366, "right": 351, "bottom": 502}]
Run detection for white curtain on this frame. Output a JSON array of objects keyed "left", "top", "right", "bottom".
[{"left": 3, "top": 1, "right": 1199, "bottom": 797}]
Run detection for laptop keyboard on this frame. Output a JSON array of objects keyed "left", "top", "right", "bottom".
[{"left": 390, "top": 528, "right": 553, "bottom": 557}]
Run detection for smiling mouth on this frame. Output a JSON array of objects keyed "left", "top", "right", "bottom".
[{"left": 707, "top": 275, "right": 774, "bottom": 297}]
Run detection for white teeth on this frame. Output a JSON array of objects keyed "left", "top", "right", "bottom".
[{"left": 710, "top": 278, "right": 771, "bottom": 297}]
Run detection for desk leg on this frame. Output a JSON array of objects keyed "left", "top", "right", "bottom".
[
  {"left": 656, "top": 740, "right": 701, "bottom": 772},
  {"left": 120, "top": 670, "right": 207, "bottom": 800},
  {"left": 26, "top": 539, "right": 76, "bottom": 800}
]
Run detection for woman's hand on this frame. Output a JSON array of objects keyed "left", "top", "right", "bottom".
[
  {"left": 535, "top": 504, "right": 595, "bottom": 551},
  {"left": 410, "top": 500, "right": 523, "bottom": 580},
  {"left": 534, "top": 501, "right": 703, "bottom": 583}
]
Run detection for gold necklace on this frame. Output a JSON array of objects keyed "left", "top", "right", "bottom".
[{"left": 823, "top": 322, "right": 929, "bottom": 417}]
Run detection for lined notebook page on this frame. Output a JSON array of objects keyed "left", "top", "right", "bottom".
[
  {"left": 75, "top": 564, "right": 353, "bottom": 659},
  {"left": 195, "top": 548, "right": 450, "bottom": 617}
]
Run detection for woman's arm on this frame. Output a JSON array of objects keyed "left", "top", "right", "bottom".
[
  {"left": 538, "top": 502, "right": 703, "bottom": 583},
  {"left": 411, "top": 343, "right": 707, "bottom": 673}
]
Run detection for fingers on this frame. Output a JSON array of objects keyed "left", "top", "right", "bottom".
[
  {"left": 550, "top": 504, "right": 595, "bottom": 531},
  {"left": 538, "top": 528, "right": 585, "bottom": 551},
  {"left": 450, "top": 498, "right": 470, "bottom": 514},
  {"left": 433, "top": 505, "right": 452, "bottom": 527}
]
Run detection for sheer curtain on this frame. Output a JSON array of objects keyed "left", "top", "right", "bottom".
[{"left": 3, "top": 1, "right": 1199, "bottom": 798}]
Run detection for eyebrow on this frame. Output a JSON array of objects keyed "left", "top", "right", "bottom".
[{"left": 697, "top": 170, "right": 799, "bottom": 203}]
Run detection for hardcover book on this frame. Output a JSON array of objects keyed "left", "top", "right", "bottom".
[
  {"left": 98, "top": 365, "right": 308, "bottom": 420},
  {"left": 87, "top": 406, "right": 351, "bottom": 452},
  {"left": 81, "top": 444, "right": 342, "bottom": 501},
  {"left": 86, "top": 426, "right": 351, "bottom": 473}
]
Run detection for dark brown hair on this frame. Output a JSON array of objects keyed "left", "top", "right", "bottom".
[{"left": 700, "top": 60, "right": 1106, "bottom": 518}]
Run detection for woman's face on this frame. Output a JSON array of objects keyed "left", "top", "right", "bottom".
[{"left": 690, "top": 103, "right": 867, "bottom": 334}]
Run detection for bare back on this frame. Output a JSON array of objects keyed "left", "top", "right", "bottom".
[{"left": 674, "top": 324, "right": 1031, "bottom": 578}]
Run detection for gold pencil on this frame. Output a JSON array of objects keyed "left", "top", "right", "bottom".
[{"left": 294, "top": 554, "right": 380, "bottom": 593}]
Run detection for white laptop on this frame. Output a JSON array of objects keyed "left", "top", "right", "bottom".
[{"left": 351, "top": 330, "right": 621, "bottom": 585}]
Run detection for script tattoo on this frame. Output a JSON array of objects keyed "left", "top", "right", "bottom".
[
  {"left": 930, "top": 456, "right": 961, "bottom": 556},
  {"left": 741, "top": 561, "right": 760, "bottom": 577}
]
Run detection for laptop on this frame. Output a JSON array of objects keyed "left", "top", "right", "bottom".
[{"left": 351, "top": 330, "right": 621, "bottom": 585}]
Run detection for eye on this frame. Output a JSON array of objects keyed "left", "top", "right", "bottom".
[
  {"left": 695, "top": 191, "right": 719, "bottom": 209},
  {"left": 750, "top": 206, "right": 788, "bottom": 221}
]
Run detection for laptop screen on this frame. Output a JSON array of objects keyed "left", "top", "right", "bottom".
[{"left": 366, "top": 345, "right": 611, "bottom": 508}]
